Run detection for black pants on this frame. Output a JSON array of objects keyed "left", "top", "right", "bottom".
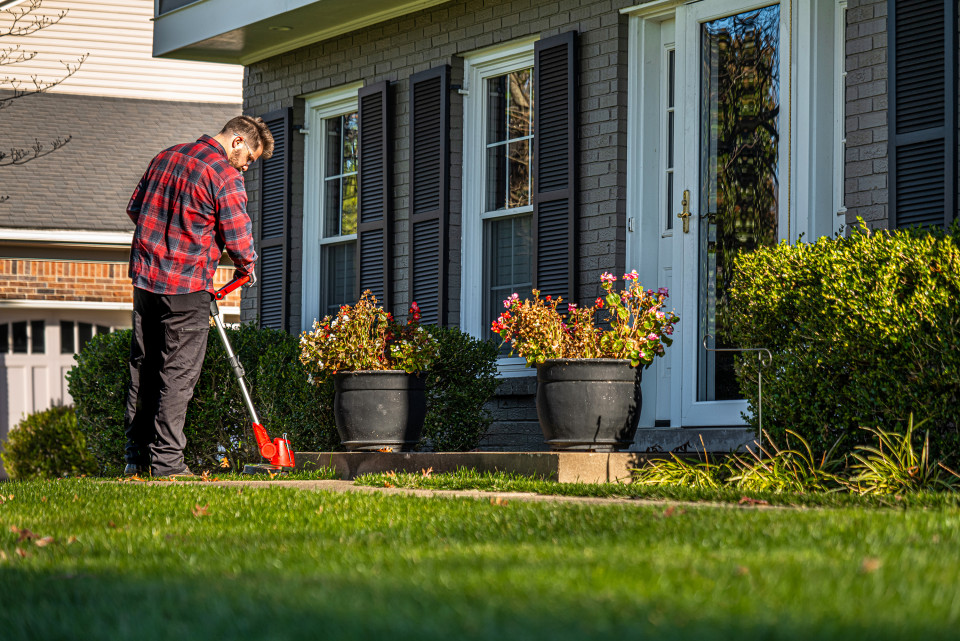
[{"left": 125, "top": 288, "right": 210, "bottom": 475}]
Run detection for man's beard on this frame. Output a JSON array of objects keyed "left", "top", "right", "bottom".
[{"left": 228, "top": 148, "right": 246, "bottom": 170}]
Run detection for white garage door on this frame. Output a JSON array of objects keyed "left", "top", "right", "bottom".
[{"left": 0, "top": 309, "right": 131, "bottom": 476}]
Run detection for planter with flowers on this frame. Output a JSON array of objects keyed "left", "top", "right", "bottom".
[
  {"left": 492, "top": 272, "right": 678, "bottom": 452},
  {"left": 300, "top": 292, "right": 438, "bottom": 451}
]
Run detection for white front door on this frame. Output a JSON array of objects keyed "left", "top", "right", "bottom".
[
  {"left": 628, "top": 0, "right": 788, "bottom": 427},
  {"left": 673, "top": 0, "right": 787, "bottom": 425}
]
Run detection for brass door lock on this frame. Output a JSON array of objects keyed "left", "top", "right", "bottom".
[{"left": 677, "top": 189, "right": 692, "bottom": 233}]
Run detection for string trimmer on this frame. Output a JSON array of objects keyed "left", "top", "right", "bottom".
[{"left": 212, "top": 275, "right": 295, "bottom": 475}]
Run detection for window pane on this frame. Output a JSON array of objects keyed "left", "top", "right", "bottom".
[
  {"left": 341, "top": 174, "right": 358, "bottom": 235},
  {"left": 12, "top": 321, "right": 27, "bottom": 353},
  {"left": 324, "top": 178, "right": 342, "bottom": 237},
  {"left": 325, "top": 116, "right": 343, "bottom": 177},
  {"left": 78, "top": 322, "right": 93, "bottom": 353},
  {"left": 323, "top": 242, "right": 356, "bottom": 317},
  {"left": 486, "top": 215, "right": 533, "bottom": 338},
  {"left": 666, "top": 172, "right": 674, "bottom": 231},
  {"left": 486, "top": 143, "right": 507, "bottom": 211},
  {"left": 96, "top": 325, "right": 110, "bottom": 335},
  {"left": 507, "top": 139, "right": 530, "bottom": 208},
  {"left": 31, "top": 320, "right": 45, "bottom": 354},
  {"left": 486, "top": 75, "right": 507, "bottom": 145},
  {"left": 0, "top": 324, "right": 7, "bottom": 353},
  {"left": 668, "top": 49, "right": 676, "bottom": 109},
  {"left": 507, "top": 69, "right": 532, "bottom": 140},
  {"left": 61, "top": 321, "right": 75, "bottom": 354},
  {"left": 342, "top": 111, "right": 359, "bottom": 174}
]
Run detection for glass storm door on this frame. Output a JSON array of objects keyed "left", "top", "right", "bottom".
[{"left": 674, "top": 0, "right": 785, "bottom": 426}]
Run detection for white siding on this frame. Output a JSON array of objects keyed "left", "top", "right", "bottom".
[{"left": 0, "top": 0, "right": 242, "bottom": 103}]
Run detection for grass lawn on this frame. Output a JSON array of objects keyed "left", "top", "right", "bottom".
[{"left": 1, "top": 478, "right": 958, "bottom": 640}]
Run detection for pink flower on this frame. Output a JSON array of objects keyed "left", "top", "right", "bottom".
[
  {"left": 658, "top": 287, "right": 669, "bottom": 297},
  {"left": 647, "top": 333, "right": 659, "bottom": 341},
  {"left": 623, "top": 270, "right": 639, "bottom": 281},
  {"left": 503, "top": 293, "right": 519, "bottom": 308},
  {"left": 639, "top": 351, "right": 647, "bottom": 360},
  {"left": 664, "top": 325, "right": 674, "bottom": 335},
  {"left": 567, "top": 303, "right": 577, "bottom": 311},
  {"left": 600, "top": 272, "right": 617, "bottom": 283}
]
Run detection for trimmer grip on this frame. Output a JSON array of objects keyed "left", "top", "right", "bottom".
[{"left": 214, "top": 274, "right": 250, "bottom": 300}]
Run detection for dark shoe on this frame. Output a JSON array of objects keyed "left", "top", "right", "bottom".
[
  {"left": 153, "top": 466, "right": 198, "bottom": 480},
  {"left": 124, "top": 464, "right": 148, "bottom": 477}
]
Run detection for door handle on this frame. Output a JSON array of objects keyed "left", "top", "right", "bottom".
[{"left": 677, "top": 189, "right": 692, "bottom": 233}]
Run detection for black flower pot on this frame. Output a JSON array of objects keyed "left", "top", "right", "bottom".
[
  {"left": 535, "top": 359, "right": 642, "bottom": 452},
  {"left": 333, "top": 370, "right": 427, "bottom": 452}
]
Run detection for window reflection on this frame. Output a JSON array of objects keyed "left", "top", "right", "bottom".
[{"left": 698, "top": 5, "right": 781, "bottom": 401}]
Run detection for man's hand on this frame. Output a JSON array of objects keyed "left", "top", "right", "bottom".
[{"left": 234, "top": 268, "right": 256, "bottom": 287}]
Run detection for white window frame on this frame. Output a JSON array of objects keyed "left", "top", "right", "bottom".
[
  {"left": 461, "top": 37, "right": 538, "bottom": 377},
  {"left": 301, "top": 82, "right": 363, "bottom": 332}
]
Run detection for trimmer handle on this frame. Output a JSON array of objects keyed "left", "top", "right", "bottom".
[{"left": 214, "top": 274, "right": 250, "bottom": 300}]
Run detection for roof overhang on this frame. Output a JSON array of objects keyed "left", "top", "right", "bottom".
[{"left": 153, "top": 0, "right": 451, "bottom": 65}]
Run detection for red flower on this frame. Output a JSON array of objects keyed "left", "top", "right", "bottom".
[
  {"left": 545, "top": 295, "right": 552, "bottom": 302},
  {"left": 595, "top": 297, "right": 604, "bottom": 309}
]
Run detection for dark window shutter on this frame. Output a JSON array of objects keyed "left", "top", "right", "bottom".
[
  {"left": 409, "top": 65, "right": 450, "bottom": 326},
  {"left": 258, "top": 108, "right": 291, "bottom": 331},
  {"left": 533, "top": 31, "right": 577, "bottom": 304},
  {"left": 889, "top": 0, "right": 958, "bottom": 228},
  {"left": 357, "top": 81, "right": 392, "bottom": 308}
]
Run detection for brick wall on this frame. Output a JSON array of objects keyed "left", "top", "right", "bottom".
[
  {"left": 240, "top": 0, "right": 632, "bottom": 328},
  {"left": 844, "top": 0, "right": 889, "bottom": 229},
  {"left": 0, "top": 259, "right": 243, "bottom": 308}
]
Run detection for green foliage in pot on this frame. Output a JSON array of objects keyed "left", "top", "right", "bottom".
[
  {"left": 1, "top": 405, "right": 97, "bottom": 480},
  {"left": 422, "top": 326, "right": 501, "bottom": 452},
  {"left": 299, "top": 291, "right": 439, "bottom": 376},
  {"left": 67, "top": 325, "right": 338, "bottom": 475},
  {"left": 492, "top": 272, "right": 679, "bottom": 367},
  {"left": 728, "top": 221, "right": 960, "bottom": 465}
]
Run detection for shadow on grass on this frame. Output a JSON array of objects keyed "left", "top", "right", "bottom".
[{"left": 0, "top": 564, "right": 951, "bottom": 641}]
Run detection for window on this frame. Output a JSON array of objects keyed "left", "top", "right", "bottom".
[
  {"left": 321, "top": 111, "right": 359, "bottom": 317},
  {"left": 302, "top": 83, "right": 363, "bottom": 329},
  {"left": 484, "top": 67, "right": 534, "bottom": 339},
  {"left": 4, "top": 320, "right": 44, "bottom": 354},
  {"left": 462, "top": 38, "right": 538, "bottom": 354}
]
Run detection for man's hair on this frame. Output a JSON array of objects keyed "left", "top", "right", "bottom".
[{"left": 219, "top": 115, "right": 275, "bottom": 159}]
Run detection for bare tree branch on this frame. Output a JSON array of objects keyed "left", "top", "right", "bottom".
[{"left": 1, "top": 0, "right": 87, "bottom": 202}]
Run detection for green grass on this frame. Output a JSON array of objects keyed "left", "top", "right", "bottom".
[
  {"left": 355, "top": 467, "right": 960, "bottom": 509},
  {"left": 0, "top": 479, "right": 958, "bottom": 639}
]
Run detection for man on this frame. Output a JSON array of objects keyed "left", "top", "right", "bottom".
[{"left": 124, "top": 115, "right": 274, "bottom": 478}]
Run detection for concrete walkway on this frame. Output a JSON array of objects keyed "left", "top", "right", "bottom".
[{"left": 141, "top": 477, "right": 781, "bottom": 510}]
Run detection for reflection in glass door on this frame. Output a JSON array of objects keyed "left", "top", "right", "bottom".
[{"left": 697, "top": 5, "right": 780, "bottom": 401}]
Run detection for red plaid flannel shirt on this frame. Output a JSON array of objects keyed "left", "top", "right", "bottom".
[{"left": 127, "top": 135, "right": 257, "bottom": 295}]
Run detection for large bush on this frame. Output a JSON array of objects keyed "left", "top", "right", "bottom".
[
  {"left": 67, "top": 323, "right": 338, "bottom": 475},
  {"left": 1, "top": 405, "right": 98, "bottom": 479},
  {"left": 422, "top": 326, "right": 501, "bottom": 451},
  {"left": 728, "top": 223, "right": 960, "bottom": 463}
]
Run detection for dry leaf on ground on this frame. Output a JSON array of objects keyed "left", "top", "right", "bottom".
[
  {"left": 861, "top": 557, "right": 882, "bottom": 573},
  {"left": 34, "top": 536, "right": 54, "bottom": 547},
  {"left": 192, "top": 504, "right": 210, "bottom": 517}
]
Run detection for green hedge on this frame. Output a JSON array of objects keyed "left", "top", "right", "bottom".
[
  {"left": 728, "top": 223, "right": 960, "bottom": 463},
  {"left": 1, "top": 405, "right": 98, "bottom": 480},
  {"left": 66, "top": 324, "right": 338, "bottom": 475},
  {"left": 67, "top": 323, "right": 501, "bottom": 473},
  {"left": 422, "top": 326, "right": 500, "bottom": 452}
]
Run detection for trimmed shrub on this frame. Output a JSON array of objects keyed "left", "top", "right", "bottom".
[
  {"left": 1, "top": 405, "right": 97, "bottom": 479},
  {"left": 67, "top": 324, "right": 338, "bottom": 475},
  {"left": 728, "top": 223, "right": 960, "bottom": 464},
  {"left": 422, "top": 326, "right": 501, "bottom": 451}
]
